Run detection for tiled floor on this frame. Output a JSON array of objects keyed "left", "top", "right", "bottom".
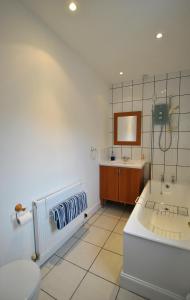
[{"left": 39, "top": 203, "right": 144, "bottom": 300}]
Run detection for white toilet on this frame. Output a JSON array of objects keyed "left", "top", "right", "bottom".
[{"left": 0, "top": 260, "right": 41, "bottom": 300}]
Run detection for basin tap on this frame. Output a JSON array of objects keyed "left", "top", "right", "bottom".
[{"left": 122, "top": 156, "right": 130, "bottom": 162}]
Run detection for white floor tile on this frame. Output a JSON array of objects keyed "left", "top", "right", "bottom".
[
  {"left": 39, "top": 290, "right": 55, "bottom": 300},
  {"left": 93, "top": 215, "right": 119, "bottom": 231},
  {"left": 113, "top": 219, "right": 127, "bottom": 234},
  {"left": 90, "top": 249, "right": 123, "bottom": 284},
  {"left": 103, "top": 207, "right": 124, "bottom": 218},
  {"left": 41, "top": 255, "right": 60, "bottom": 278},
  {"left": 64, "top": 240, "right": 101, "bottom": 270},
  {"left": 41, "top": 260, "right": 86, "bottom": 300},
  {"left": 81, "top": 225, "right": 110, "bottom": 247},
  {"left": 87, "top": 213, "right": 100, "bottom": 225},
  {"left": 72, "top": 272, "right": 119, "bottom": 300},
  {"left": 116, "top": 288, "right": 145, "bottom": 300},
  {"left": 96, "top": 207, "right": 106, "bottom": 214},
  {"left": 56, "top": 237, "right": 78, "bottom": 258},
  {"left": 103, "top": 232, "right": 123, "bottom": 255}
]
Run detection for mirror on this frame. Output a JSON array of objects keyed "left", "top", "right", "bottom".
[{"left": 114, "top": 111, "right": 141, "bottom": 145}]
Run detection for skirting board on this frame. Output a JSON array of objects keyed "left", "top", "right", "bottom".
[
  {"left": 37, "top": 201, "right": 100, "bottom": 266},
  {"left": 120, "top": 271, "right": 185, "bottom": 300}
]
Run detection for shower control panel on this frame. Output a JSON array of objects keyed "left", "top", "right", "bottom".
[{"left": 153, "top": 103, "right": 169, "bottom": 125}]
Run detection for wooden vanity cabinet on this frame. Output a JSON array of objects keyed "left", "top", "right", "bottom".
[{"left": 100, "top": 165, "right": 144, "bottom": 205}]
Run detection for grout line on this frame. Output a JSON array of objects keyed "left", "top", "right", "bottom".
[
  {"left": 69, "top": 268, "right": 88, "bottom": 300},
  {"left": 41, "top": 204, "right": 133, "bottom": 300},
  {"left": 40, "top": 289, "right": 57, "bottom": 300},
  {"left": 176, "top": 71, "right": 182, "bottom": 181},
  {"left": 88, "top": 270, "right": 121, "bottom": 287},
  {"left": 115, "top": 286, "right": 120, "bottom": 300},
  {"left": 69, "top": 205, "right": 126, "bottom": 299}
]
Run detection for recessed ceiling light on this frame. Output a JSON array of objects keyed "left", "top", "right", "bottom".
[
  {"left": 69, "top": 2, "right": 77, "bottom": 11},
  {"left": 120, "top": 71, "right": 124, "bottom": 75},
  {"left": 156, "top": 32, "right": 163, "bottom": 39}
]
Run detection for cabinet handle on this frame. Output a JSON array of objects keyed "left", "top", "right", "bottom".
[{"left": 118, "top": 168, "right": 120, "bottom": 175}]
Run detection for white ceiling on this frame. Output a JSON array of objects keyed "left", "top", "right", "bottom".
[{"left": 21, "top": 0, "right": 190, "bottom": 84}]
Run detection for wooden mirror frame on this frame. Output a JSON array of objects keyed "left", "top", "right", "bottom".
[{"left": 114, "top": 111, "right": 141, "bottom": 145}]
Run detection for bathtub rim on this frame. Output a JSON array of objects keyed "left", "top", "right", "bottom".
[{"left": 124, "top": 180, "right": 190, "bottom": 251}]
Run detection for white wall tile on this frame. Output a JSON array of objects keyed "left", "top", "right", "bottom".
[
  {"left": 179, "top": 132, "right": 190, "bottom": 148},
  {"left": 168, "top": 71, "right": 180, "bottom": 79},
  {"left": 179, "top": 113, "right": 190, "bottom": 131},
  {"left": 143, "top": 116, "right": 152, "bottom": 132},
  {"left": 169, "top": 95, "right": 179, "bottom": 111},
  {"left": 153, "top": 165, "right": 164, "bottom": 180},
  {"left": 133, "top": 84, "right": 143, "bottom": 100},
  {"left": 155, "top": 80, "right": 166, "bottom": 98},
  {"left": 113, "top": 87, "right": 122, "bottom": 102},
  {"left": 170, "top": 114, "right": 179, "bottom": 131},
  {"left": 112, "top": 147, "right": 121, "bottom": 160},
  {"left": 123, "top": 86, "right": 132, "bottom": 101},
  {"left": 122, "top": 147, "right": 131, "bottom": 159},
  {"left": 155, "top": 74, "right": 167, "bottom": 81},
  {"left": 167, "top": 78, "right": 180, "bottom": 96},
  {"left": 153, "top": 131, "right": 178, "bottom": 149},
  {"left": 165, "top": 166, "right": 176, "bottom": 182},
  {"left": 181, "top": 76, "right": 190, "bottom": 95},
  {"left": 133, "top": 100, "right": 142, "bottom": 111},
  {"left": 142, "top": 148, "right": 151, "bottom": 161},
  {"left": 143, "top": 82, "right": 154, "bottom": 99},
  {"left": 123, "top": 101, "right": 132, "bottom": 112},
  {"left": 181, "top": 70, "right": 190, "bottom": 77},
  {"left": 177, "top": 166, "right": 190, "bottom": 183},
  {"left": 123, "top": 80, "right": 132, "bottom": 87},
  {"left": 143, "top": 74, "right": 154, "bottom": 83},
  {"left": 180, "top": 95, "right": 190, "bottom": 113},
  {"left": 165, "top": 149, "right": 177, "bottom": 165},
  {"left": 142, "top": 132, "right": 151, "bottom": 148},
  {"left": 178, "top": 149, "right": 190, "bottom": 166},
  {"left": 108, "top": 69, "right": 190, "bottom": 184},
  {"left": 153, "top": 149, "right": 164, "bottom": 164},
  {"left": 133, "top": 76, "right": 143, "bottom": 85},
  {"left": 132, "top": 147, "right": 141, "bottom": 160},
  {"left": 143, "top": 99, "right": 152, "bottom": 115},
  {"left": 113, "top": 102, "right": 122, "bottom": 113}
]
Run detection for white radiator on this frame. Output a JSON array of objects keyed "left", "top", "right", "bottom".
[{"left": 32, "top": 182, "right": 87, "bottom": 266}]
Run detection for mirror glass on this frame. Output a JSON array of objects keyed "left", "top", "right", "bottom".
[
  {"left": 117, "top": 116, "right": 137, "bottom": 142},
  {"left": 114, "top": 111, "right": 141, "bottom": 145}
]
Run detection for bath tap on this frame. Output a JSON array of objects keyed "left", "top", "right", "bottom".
[{"left": 171, "top": 175, "right": 176, "bottom": 184}]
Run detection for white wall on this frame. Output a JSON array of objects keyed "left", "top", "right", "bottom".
[
  {"left": 0, "top": 0, "right": 109, "bottom": 266},
  {"left": 109, "top": 71, "right": 190, "bottom": 183}
]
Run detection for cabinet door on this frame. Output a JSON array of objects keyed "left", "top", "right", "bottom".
[
  {"left": 119, "top": 168, "right": 143, "bottom": 204},
  {"left": 100, "top": 166, "right": 119, "bottom": 202}
]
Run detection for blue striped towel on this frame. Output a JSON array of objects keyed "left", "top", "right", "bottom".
[{"left": 49, "top": 191, "right": 87, "bottom": 230}]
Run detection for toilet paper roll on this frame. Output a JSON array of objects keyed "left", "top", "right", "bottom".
[{"left": 16, "top": 211, "right": 32, "bottom": 225}]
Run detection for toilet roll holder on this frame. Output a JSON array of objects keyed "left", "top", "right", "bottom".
[{"left": 15, "top": 203, "right": 26, "bottom": 224}]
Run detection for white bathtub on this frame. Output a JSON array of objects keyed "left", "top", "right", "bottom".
[{"left": 120, "top": 180, "right": 190, "bottom": 300}]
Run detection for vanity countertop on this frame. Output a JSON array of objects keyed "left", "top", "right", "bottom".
[{"left": 100, "top": 159, "right": 146, "bottom": 169}]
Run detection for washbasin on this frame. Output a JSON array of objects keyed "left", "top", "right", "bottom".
[{"left": 100, "top": 159, "right": 146, "bottom": 169}]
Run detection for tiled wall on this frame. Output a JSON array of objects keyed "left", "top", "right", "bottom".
[{"left": 108, "top": 70, "right": 190, "bottom": 184}]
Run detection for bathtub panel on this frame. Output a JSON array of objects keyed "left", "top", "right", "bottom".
[{"left": 123, "top": 234, "right": 190, "bottom": 296}]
